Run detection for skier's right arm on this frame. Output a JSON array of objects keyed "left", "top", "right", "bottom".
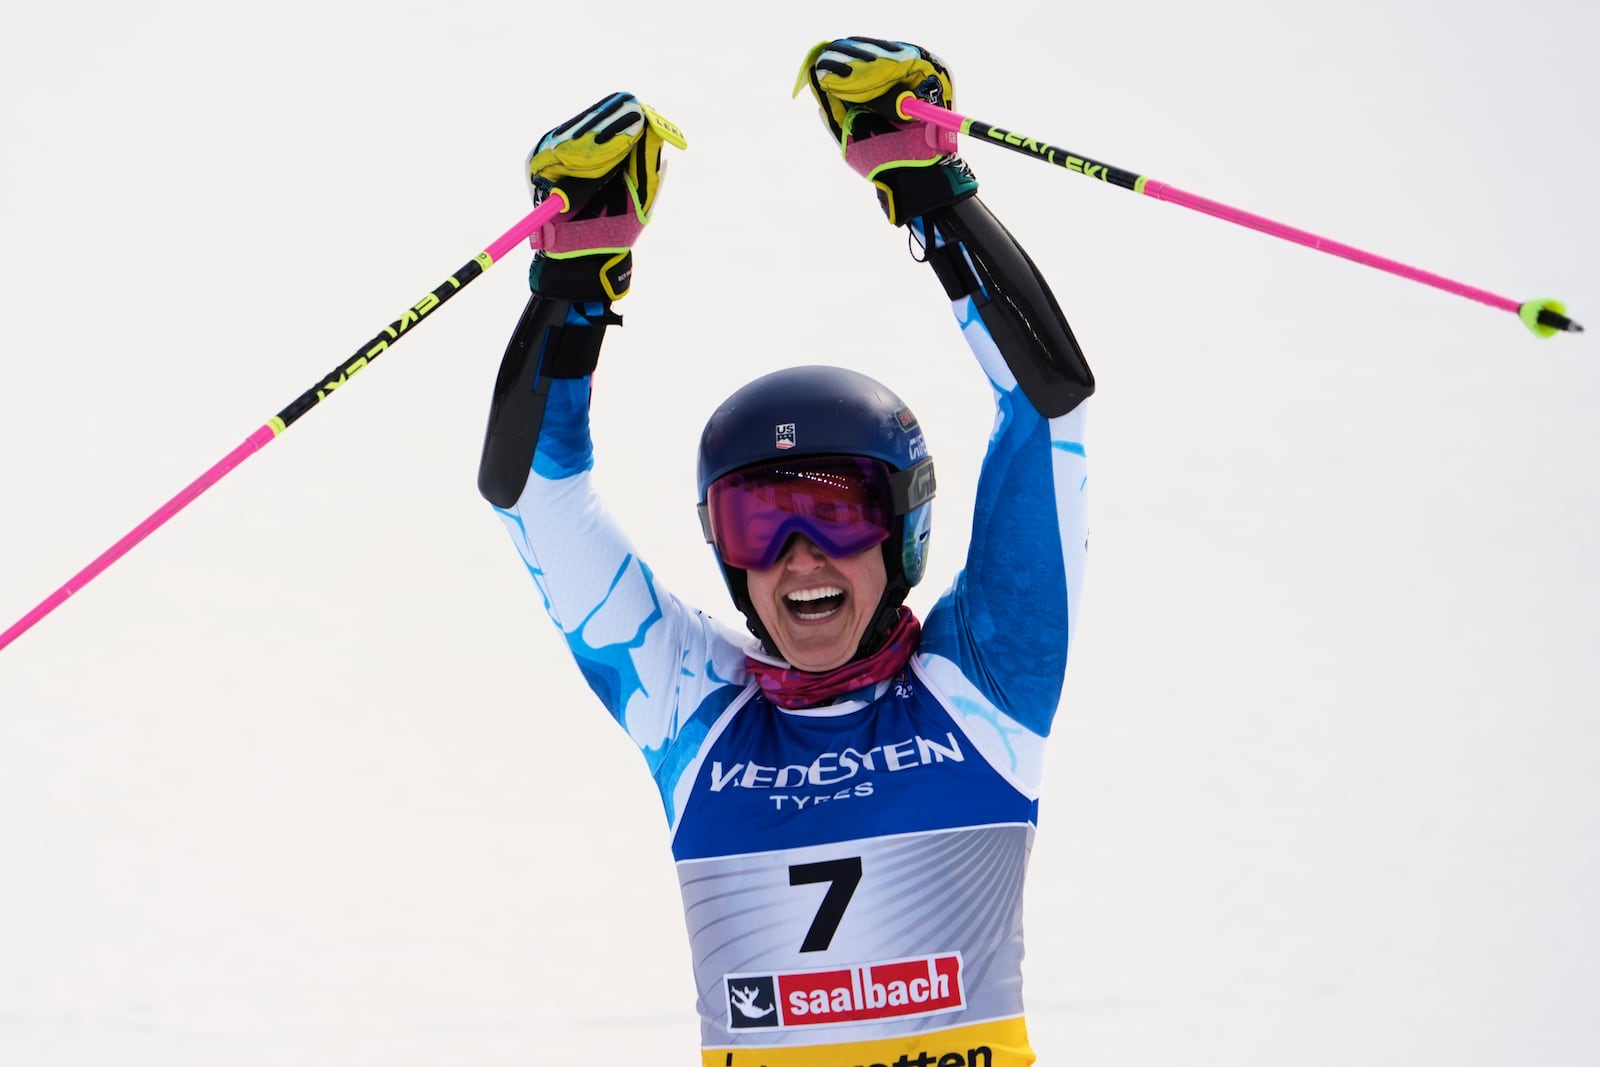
[{"left": 476, "top": 97, "right": 745, "bottom": 767}]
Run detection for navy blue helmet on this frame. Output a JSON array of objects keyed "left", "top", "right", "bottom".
[{"left": 696, "top": 365, "right": 935, "bottom": 656}]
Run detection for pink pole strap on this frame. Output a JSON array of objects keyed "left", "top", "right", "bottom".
[{"left": 486, "top": 195, "right": 565, "bottom": 261}]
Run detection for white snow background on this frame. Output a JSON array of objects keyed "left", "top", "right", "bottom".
[{"left": 2, "top": 2, "right": 1597, "bottom": 1065}]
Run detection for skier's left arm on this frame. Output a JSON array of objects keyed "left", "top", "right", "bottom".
[
  {"left": 793, "top": 38, "right": 1095, "bottom": 733},
  {"left": 909, "top": 194, "right": 1093, "bottom": 737}
]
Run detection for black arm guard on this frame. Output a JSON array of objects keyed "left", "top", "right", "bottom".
[
  {"left": 919, "top": 197, "right": 1095, "bottom": 418},
  {"left": 477, "top": 292, "right": 619, "bottom": 508}
]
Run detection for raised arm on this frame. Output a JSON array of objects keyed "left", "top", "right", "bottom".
[
  {"left": 797, "top": 38, "right": 1095, "bottom": 732},
  {"left": 477, "top": 96, "right": 747, "bottom": 788},
  {"left": 917, "top": 197, "right": 1093, "bottom": 732}
]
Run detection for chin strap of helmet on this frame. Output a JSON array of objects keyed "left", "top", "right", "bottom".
[
  {"left": 859, "top": 530, "right": 915, "bottom": 657},
  {"left": 721, "top": 564, "right": 776, "bottom": 654}
]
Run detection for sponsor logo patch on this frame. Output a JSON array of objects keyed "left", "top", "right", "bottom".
[{"left": 725, "top": 953, "right": 964, "bottom": 1030}]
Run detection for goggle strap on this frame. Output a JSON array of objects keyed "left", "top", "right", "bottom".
[{"left": 890, "top": 457, "right": 937, "bottom": 514}]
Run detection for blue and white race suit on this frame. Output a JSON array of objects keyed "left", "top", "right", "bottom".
[{"left": 489, "top": 206, "right": 1090, "bottom": 1067}]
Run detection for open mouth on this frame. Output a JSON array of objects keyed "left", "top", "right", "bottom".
[{"left": 785, "top": 586, "right": 846, "bottom": 621}]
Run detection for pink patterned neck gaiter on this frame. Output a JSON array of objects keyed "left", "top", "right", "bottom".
[{"left": 745, "top": 608, "right": 921, "bottom": 710}]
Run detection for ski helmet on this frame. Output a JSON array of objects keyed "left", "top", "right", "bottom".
[{"left": 696, "top": 365, "right": 936, "bottom": 656}]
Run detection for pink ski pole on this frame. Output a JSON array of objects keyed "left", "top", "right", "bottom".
[
  {"left": 897, "top": 95, "right": 1582, "bottom": 338},
  {"left": 0, "top": 195, "right": 568, "bottom": 653}
]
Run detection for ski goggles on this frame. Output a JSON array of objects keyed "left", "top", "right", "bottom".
[{"left": 701, "top": 455, "right": 920, "bottom": 572}]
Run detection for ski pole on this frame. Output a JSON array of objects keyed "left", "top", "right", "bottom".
[
  {"left": 897, "top": 95, "right": 1583, "bottom": 338},
  {"left": 0, "top": 194, "right": 569, "bottom": 654}
]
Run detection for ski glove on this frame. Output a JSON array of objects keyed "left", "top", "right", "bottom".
[
  {"left": 794, "top": 37, "right": 977, "bottom": 225},
  {"left": 523, "top": 92, "right": 686, "bottom": 300}
]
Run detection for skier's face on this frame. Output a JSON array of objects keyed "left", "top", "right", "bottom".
[{"left": 745, "top": 534, "right": 887, "bottom": 672}]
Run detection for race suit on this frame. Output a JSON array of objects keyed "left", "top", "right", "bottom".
[{"left": 482, "top": 198, "right": 1094, "bottom": 1067}]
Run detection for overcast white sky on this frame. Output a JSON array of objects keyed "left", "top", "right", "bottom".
[{"left": 2, "top": 2, "right": 1597, "bottom": 1065}]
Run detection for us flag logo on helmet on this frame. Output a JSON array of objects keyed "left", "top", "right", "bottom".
[{"left": 775, "top": 423, "right": 796, "bottom": 450}]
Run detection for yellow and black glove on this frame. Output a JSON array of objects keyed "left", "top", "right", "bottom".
[
  {"left": 523, "top": 92, "right": 686, "bottom": 300},
  {"left": 795, "top": 37, "right": 977, "bottom": 225}
]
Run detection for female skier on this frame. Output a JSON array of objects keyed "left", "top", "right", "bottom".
[{"left": 478, "top": 37, "right": 1095, "bottom": 1067}]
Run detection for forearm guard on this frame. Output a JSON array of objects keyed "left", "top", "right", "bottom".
[
  {"left": 477, "top": 292, "right": 619, "bottom": 508},
  {"left": 918, "top": 197, "right": 1095, "bottom": 417}
]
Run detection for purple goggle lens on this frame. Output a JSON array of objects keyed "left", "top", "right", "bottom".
[{"left": 705, "top": 456, "right": 895, "bottom": 571}]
